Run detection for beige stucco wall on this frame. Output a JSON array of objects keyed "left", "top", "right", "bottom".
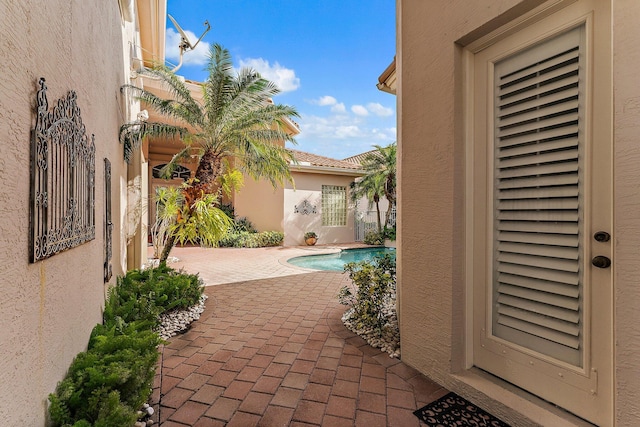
[
  {"left": 398, "top": 0, "right": 639, "bottom": 425},
  {"left": 0, "top": 0, "right": 129, "bottom": 424},
  {"left": 234, "top": 176, "right": 285, "bottom": 233},
  {"left": 283, "top": 172, "right": 357, "bottom": 246}
]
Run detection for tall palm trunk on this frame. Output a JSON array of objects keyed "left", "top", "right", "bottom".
[{"left": 195, "top": 150, "right": 224, "bottom": 192}]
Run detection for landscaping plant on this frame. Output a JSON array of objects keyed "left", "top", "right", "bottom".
[
  {"left": 338, "top": 254, "right": 396, "bottom": 332},
  {"left": 48, "top": 266, "right": 203, "bottom": 426}
]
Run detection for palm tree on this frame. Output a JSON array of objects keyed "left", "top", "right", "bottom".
[
  {"left": 350, "top": 173, "right": 385, "bottom": 233},
  {"left": 358, "top": 143, "right": 397, "bottom": 229},
  {"left": 120, "top": 43, "right": 299, "bottom": 262}
]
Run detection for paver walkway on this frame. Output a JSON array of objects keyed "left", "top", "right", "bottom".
[{"left": 152, "top": 246, "right": 448, "bottom": 426}]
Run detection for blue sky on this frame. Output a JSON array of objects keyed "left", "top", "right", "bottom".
[{"left": 164, "top": 0, "right": 396, "bottom": 160}]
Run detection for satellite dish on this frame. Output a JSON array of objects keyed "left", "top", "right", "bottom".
[{"left": 167, "top": 14, "right": 211, "bottom": 71}]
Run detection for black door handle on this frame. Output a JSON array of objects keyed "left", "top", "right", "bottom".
[{"left": 592, "top": 256, "right": 611, "bottom": 269}]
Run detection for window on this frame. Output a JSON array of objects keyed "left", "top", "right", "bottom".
[{"left": 322, "top": 185, "right": 347, "bottom": 226}]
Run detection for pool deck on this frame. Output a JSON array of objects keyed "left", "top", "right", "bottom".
[{"left": 152, "top": 244, "right": 449, "bottom": 426}]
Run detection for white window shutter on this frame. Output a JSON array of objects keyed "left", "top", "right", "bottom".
[{"left": 492, "top": 27, "right": 584, "bottom": 366}]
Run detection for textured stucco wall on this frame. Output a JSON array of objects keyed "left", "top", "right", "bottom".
[
  {"left": 0, "top": 1, "right": 128, "bottom": 425},
  {"left": 399, "top": 0, "right": 639, "bottom": 425},
  {"left": 283, "top": 172, "right": 357, "bottom": 246},
  {"left": 234, "top": 176, "right": 285, "bottom": 233},
  {"left": 612, "top": 1, "right": 640, "bottom": 424}
]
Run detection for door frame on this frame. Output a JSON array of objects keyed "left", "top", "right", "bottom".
[{"left": 462, "top": 0, "right": 613, "bottom": 425}]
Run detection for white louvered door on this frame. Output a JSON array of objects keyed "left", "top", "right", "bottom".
[{"left": 469, "top": 2, "right": 612, "bottom": 425}]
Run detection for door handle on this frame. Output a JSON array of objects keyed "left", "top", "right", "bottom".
[{"left": 592, "top": 256, "right": 611, "bottom": 269}]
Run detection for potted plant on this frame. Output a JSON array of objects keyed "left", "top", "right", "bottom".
[{"left": 304, "top": 231, "right": 318, "bottom": 246}]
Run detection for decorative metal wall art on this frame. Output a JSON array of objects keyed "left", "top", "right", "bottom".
[
  {"left": 294, "top": 199, "right": 317, "bottom": 215},
  {"left": 104, "top": 158, "right": 113, "bottom": 282},
  {"left": 30, "top": 78, "right": 96, "bottom": 262}
]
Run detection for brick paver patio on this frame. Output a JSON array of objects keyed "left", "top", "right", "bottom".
[{"left": 151, "top": 246, "right": 448, "bottom": 426}]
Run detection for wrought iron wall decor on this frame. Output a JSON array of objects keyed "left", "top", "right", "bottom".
[
  {"left": 30, "top": 78, "right": 96, "bottom": 262},
  {"left": 104, "top": 158, "right": 113, "bottom": 282},
  {"left": 294, "top": 199, "right": 317, "bottom": 215}
]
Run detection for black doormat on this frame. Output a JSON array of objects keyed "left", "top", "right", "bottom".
[{"left": 413, "top": 392, "right": 510, "bottom": 426}]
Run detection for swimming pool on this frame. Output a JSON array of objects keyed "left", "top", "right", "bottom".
[{"left": 287, "top": 247, "right": 396, "bottom": 271}]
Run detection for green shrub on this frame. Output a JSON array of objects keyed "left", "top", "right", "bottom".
[
  {"left": 338, "top": 254, "right": 396, "bottom": 331},
  {"left": 218, "top": 231, "right": 283, "bottom": 248},
  {"left": 49, "top": 266, "right": 203, "bottom": 427},
  {"left": 383, "top": 225, "right": 396, "bottom": 241},
  {"left": 363, "top": 230, "right": 384, "bottom": 245}
]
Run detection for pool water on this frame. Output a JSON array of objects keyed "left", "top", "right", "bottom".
[{"left": 288, "top": 247, "right": 396, "bottom": 271}]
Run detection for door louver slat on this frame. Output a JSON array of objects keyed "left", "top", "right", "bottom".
[{"left": 492, "top": 36, "right": 583, "bottom": 365}]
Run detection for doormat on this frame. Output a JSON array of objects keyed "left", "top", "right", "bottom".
[{"left": 413, "top": 392, "right": 510, "bottom": 426}]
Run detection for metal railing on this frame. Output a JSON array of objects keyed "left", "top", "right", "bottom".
[{"left": 354, "top": 207, "right": 396, "bottom": 241}]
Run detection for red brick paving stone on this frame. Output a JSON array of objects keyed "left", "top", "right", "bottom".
[
  {"left": 226, "top": 411, "right": 261, "bottom": 427},
  {"left": 303, "top": 340, "right": 324, "bottom": 351},
  {"left": 389, "top": 362, "right": 422, "bottom": 380},
  {"left": 246, "top": 338, "right": 268, "bottom": 348},
  {"left": 340, "top": 354, "right": 363, "bottom": 368},
  {"left": 372, "top": 352, "right": 401, "bottom": 368},
  {"left": 325, "top": 395, "right": 357, "bottom": 418},
  {"left": 176, "top": 345, "right": 201, "bottom": 358},
  {"left": 359, "top": 391, "right": 387, "bottom": 414},
  {"left": 205, "top": 396, "right": 241, "bottom": 421},
  {"left": 309, "top": 368, "right": 336, "bottom": 386},
  {"left": 271, "top": 387, "right": 303, "bottom": 408},
  {"left": 274, "top": 328, "right": 295, "bottom": 338},
  {"left": 288, "top": 334, "right": 308, "bottom": 343},
  {"left": 302, "top": 383, "right": 332, "bottom": 403},
  {"left": 362, "top": 362, "right": 387, "bottom": 379},
  {"left": 193, "top": 417, "right": 226, "bottom": 427},
  {"left": 161, "top": 387, "right": 195, "bottom": 408},
  {"left": 387, "top": 372, "right": 414, "bottom": 391},
  {"left": 360, "top": 376, "right": 386, "bottom": 394},
  {"left": 346, "top": 335, "right": 369, "bottom": 347},
  {"left": 290, "top": 359, "right": 316, "bottom": 374},
  {"left": 258, "top": 405, "right": 294, "bottom": 427},
  {"left": 252, "top": 375, "right": 283, "bottom": 394},
  {"left": 258, "top": 344, "right": 282, "bottom": 356},
  {"left": 190, "top": 384, "right": 225, "bottom": 404},
  {"left": 325, "top": 337, "right": 345, "bottom": 347},
  {"left": 336, "top": 366, "right": 361, "bottom": 382},
  {"left": 408, "top": 375, "right": 446, "bottom": 399},
  {"left": 178, "top": 372, "right": 211, "bottom": 391},
  {"left": 235, "top": 346, "right": 260, "bottom": 360},
  {"left": 169, "top": 400, "right": 209, "bottom": 425},
  {"left": 320, "top": 346, "right": 343, "bottom": 358},
  {"left": 208, "top": 369, "right": 237, "bottom": 387},
  {"left": 222, "top": 357, "right": 249, "bottom": 372},
  {"left": 166, "top": 337, "right": 190, "bottom": 350},
  {"left": 238, "top": 391, "right": 274, "bottom": 415},
  {"left": 185, "top": 352, "right": 210, "bottom": 366},
  {"left": 292, "top": 400, "right": 327, "bottom": 424},
  {"left": 355, "top": 410, "right": 387, "bottom": 427},
  {"left": 167, "top": 362, "right": 198, "bottom": 379},
  {"left": 198, "top": 342, "right": 224, "bottom": 355},
  {"left": 263, "top": 362, "right": 291, "bottom": 378},
  {"left": 387, "top": 405, "right": 421, "bottom": 427},
  {"left": 160, "top": 421, "right": 187, "bottom": 427},
  {"left": 248, "top": 354, "right": 274, "bottom": 368},
  {"left": 195, "top": 360, "right": 224, "bottom": 376},
  {"left": 268, "top": 336, "right": 289, "bottom": 346},
  {"left": 223, "top": 380, "right": 255, "bottom": 400},
  {"left": 322, "top": 414, "right": 356, "bottom": 427},
  {"left": 209, "top": 349, "right": 235, "bottom": 362},
  {"left": 309, "top": 331, "right": 329, "bottom": 341},
  {"left": 316, "top": 356, "right": 340, "bottom": 371},
  {"left": 161, "top": 375, "right": 182, "bottom": 394},
  {"left": 273, "top": 351, "right": 297, "bottom": 364},
  {"left": 222, "top": 340, "right": 245, "bottom": 351},
  {"left": 297, "top": 348, "right": 321, "bottom": 362},
  {"left": 236, "top": 365, "right": 265, "bottom": 382},
  {"left": 332, "top": 379, "right": 360, "bottom": 398},
  {"left": 163, "top": 355, "right": 188, "bottom": 369},
  {"left": 282, "top": 372, "right": 310, "bottom": 389},
  {"left": 281, "top": 342, "right": 305, "bottom": 353},
  {"left": 159, "top": 407, "right": 176, "bottom": 423},
  {"left": 387, "top": 387, "right": 417, "bottom": 409}
]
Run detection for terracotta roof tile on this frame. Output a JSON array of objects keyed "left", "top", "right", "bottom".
[{"left": 290, "top": 150, "right": 362, "bottom": 170}]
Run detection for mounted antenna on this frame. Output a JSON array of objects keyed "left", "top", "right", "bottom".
[{"left": 168, "top": 14, "right": 211, "bottom": 72}]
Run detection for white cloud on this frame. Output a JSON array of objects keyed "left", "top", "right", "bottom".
[
  {"left": 313, "top": 95, "right": 337, "bottom": 106},
  {"left": 331, "top": 103, "right": 346, "bottom": 113},
  {"left": 238, "top": 58, "right": 300, "bottom": 92},
  {"left": 367, "top": 102, "right": 394, "bottom": 117},
  {"left": 351, "top": 105, "right": 369, "bottom": 116},
  {"left": 165, "top": 28, "right": 210, "bottom": 66}
]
